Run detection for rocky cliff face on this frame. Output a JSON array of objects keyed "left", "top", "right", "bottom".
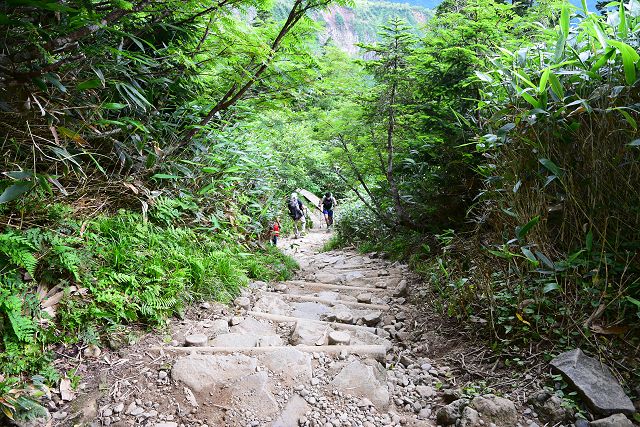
[{"left": 311, "top": 1, "right": 431, "bottom": 56}]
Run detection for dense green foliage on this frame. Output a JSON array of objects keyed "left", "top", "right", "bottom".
[
  {"left": 1, "top": 0, "right": 640, "bottom": 419},
  {"left": 330, "top": 0, "right": 640, "bottom": 391}
]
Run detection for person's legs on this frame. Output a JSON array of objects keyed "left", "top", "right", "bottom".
[
  {"left": 327, "top": 209, "right": 334, "bottom": 226},
  {"left": 271, "top": 235, "right": 277, "bottom": 245},
  {"left": 293, "top": 219, "right": 300, "bottom": 238},
  {"left": 323, "top": 209, "right": 330, "bottom": 227},
  {"left": 301, "top": 216, "right": 306, "bottom": 233}
]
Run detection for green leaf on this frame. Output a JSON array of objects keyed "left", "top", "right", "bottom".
[
  {"left": 618, "top": 0, "right": 628, "bottom": 39},
  {"left": 586, "top": 230, "right": 593, "bottom": 251},
  {"left": 615, "top": 108, "right": 637, "bottom": 130},
  {"left": 543, "top": 282, "right": 560, "bottom": 293},
  {"left": 548, "top": 72, "right": 565, "bottom": 99},
  {"left": 539, "top": 68, "right": 550, "bottom": 94},
  {"left": 102, "top": 103, "right": 127, "bottom": 110},
  {"left": 151, "top": 174, "right": 181, "bottom": 179},
  {"left": 44, "top": 73, "right": 66, "bottom": 93},
  {"left": 521, "top": 247, "right": 539, "bottom": 266},
  {"left": 539, "top": 158, "right": 563, "bottom": 177},
  {"left": 77, "top": 79, "right": 102, "bottom": 90},
  {"left": 608, "top": 40, "right": 638, "bottom": 85},
  {"left": 0, "top": 182, "right": 33, "bottom": 203},
  {"left": 535, "top": 251, "right": 556, "bottom": 269},
  {"left": 560, "top": 2, "right": 570, "bottom": 38},
  {"left": 519, "top": 88, "right": 542, "bottom": 109},
  {"left": 590, "top": 48, "right": 616, "bottom": 73},
  {"left": 516, "top": 216, "right": 540, "bottom": 241},
  {"left": 475, "top": 71, "right": 493, "bottom": 83}
]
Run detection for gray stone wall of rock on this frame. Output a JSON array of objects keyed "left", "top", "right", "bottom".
[{"left": 550, "top": 349, "right": 635, "bottom": 416}]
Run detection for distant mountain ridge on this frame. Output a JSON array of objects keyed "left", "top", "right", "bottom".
[
  {"left": 313, "top": 0, "right": 431, "bottom": 55},
  {"left": 273, "top": 0, "right": 430, "bottom": 55},
  {"left": 392, "top": 0, "right": 599, "bottom": 11}
]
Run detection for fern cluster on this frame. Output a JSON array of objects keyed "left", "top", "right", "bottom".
[{"left": 0, "top": 200, "right": 299, "bottom": 421}]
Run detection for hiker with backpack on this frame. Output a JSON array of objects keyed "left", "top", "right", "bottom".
[
  {"left": 287, "top": 192, "right": 306, "bottom": 238},
  {"left": 319, "top": 192, "right": 337, "bottom": 228}
]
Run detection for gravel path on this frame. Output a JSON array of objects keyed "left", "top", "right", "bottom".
[{"left": 44, "top": 229, "right": 550, "bottom": 427}]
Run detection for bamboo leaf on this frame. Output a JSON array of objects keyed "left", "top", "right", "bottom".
[
  {"left": 521, "top": 247, "right": 539, "bottom": 266},
  {"left": 77, "top": 79, "right": 102, "bottom": 90},
  {"left": 560, "top": 1, "right": 570, "bottom": 38},
  {"left": 516, "top": 216, "right": 540, "bottom": 241},
  {"left": 619, "top": 0, "right": 628, "bottom": 38},
  {"left": 548, "top": 72, "right": 565, "bottom": 99},
  {"left": 539, "top": 158, "right": 563, "bottom": 177},
  {"left": 0, "top": 182, "right": 33, "bottom": 203},
  {"left": 539, "top": 68, "right": 550, "bottom": 93}
]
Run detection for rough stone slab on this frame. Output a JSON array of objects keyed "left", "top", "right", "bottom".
[
  {"left": 330, "top": 360, "right": 389, "bottom": 410},
  {"left": 171, "top": 354, "right": 257, "bottom": 392},
  {"left": 550, "top": 349, "right": 634, "bottom": 415},
  {"left": 328, "top": 331, "right": 351, "bottom": 345},
  {"left": 356, "top": 292, "right": 372, "bottom": 304},
  {"left": 589, "top": 413, "right": 634, "bottom": 427},
  {"left": 261, "top": 348, "right": 312, "bottom": 382},
  {"left": 229, "top": 371, "right": 279, "bottom": 417},
  {"left": 469, "top": 394, "right": 517, "bottom": 427},
  {"left": 184, "top": 334, "right": 208, "bottom": 347},
  {"left": 290, "top": 321, "right": 328, "bottom": 345},
  {"left": 271, "top": 395, "right": 309, "bottom": 427},
  {"left": 210, "top": 332, "right": 258, "bottom": 348}
]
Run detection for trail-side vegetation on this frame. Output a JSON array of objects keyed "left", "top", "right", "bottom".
[
  {"left": 1, "top": 0, "right": 640, "bottom": 421},
  {"left": 330, "top": 0, "right": 640, "bottom": 396}
]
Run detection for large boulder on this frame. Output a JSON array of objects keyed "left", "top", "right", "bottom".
[
  {"left": 469, "top": 395, "right": 517, "bottom": 427},
  {"left": 330, "top": 360, "right": 389, "bottom": 410},
  {"left": 550, "top": 349, "right": 635, "bottom": 415}
]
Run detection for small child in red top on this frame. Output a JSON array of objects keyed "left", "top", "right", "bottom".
[{"left": 271, "top": 218, "right": 281, "bottom": 246}]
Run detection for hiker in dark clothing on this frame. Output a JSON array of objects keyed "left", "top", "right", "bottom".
[
  {"left": 319, "top": 192, "right": 337, "bottom": 228},
  {"left": 287, "top": 192, "right": 305, "bottom": 238}
]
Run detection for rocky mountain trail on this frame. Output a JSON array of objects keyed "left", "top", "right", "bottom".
[{"left": 36, "top": 230, "right": 628, "bottom": 427}]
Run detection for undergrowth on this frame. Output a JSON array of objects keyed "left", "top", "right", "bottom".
[
  {"left": 0, "top": 199, "right": 298, "bottom": 421},
  {"left": 334, "top": 200, "right": 640, "bottom": 397}
]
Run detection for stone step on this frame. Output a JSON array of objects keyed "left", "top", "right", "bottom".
[
  {"left": 259, "top": 291, "right": 390, "bottom": 311},
  {"left": 285, "top": 280, "right": 387, "bottom": 292},
  {"left": 152, "top": 344, "right": 387, "bottom": 360},
  {"left": 248, "top": 311, "right": 377, "bottom": 333}
]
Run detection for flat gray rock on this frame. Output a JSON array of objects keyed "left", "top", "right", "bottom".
[
  {"left": 261, "top": 348, "right": 312, "bottom": 382},
  {"left": 271, "top": 395, "right": 309, "bottom": 427},
  {"left": 171, "top": 354, "right": 257, "bottom": 392},
  {"left": 356, "top": 292, "right": 372, "bottom": 304},
  {"left": 328, "top": 331, "right": 351, "bottom": 345},
  {"left": 229, "top": 371, "right": 279, "bottom": 417},
  {"left": 210, "top": 332, "right": 257, "bottom": 347},
  {"left": 184, "top": 334, "right": 208, "bottom": 347},
  {"left": 589, "top": 413, "right": 634, "bottom": 427},
  {"left": 290, "top": 321, "right": 328, "bottom": 345},
  {"left": 550, "top": 349, "right": 634, "bottom": 415},
  {"left": 330, "top": 360, "right": 389, "bottom": 410}
]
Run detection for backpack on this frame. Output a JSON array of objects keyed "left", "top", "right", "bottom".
[
  {"left": 288, "top": 199, "right": 303, "bottom": 220},
  {"left": 322, "top": 197, "right": 334, "bottom": 210}
]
